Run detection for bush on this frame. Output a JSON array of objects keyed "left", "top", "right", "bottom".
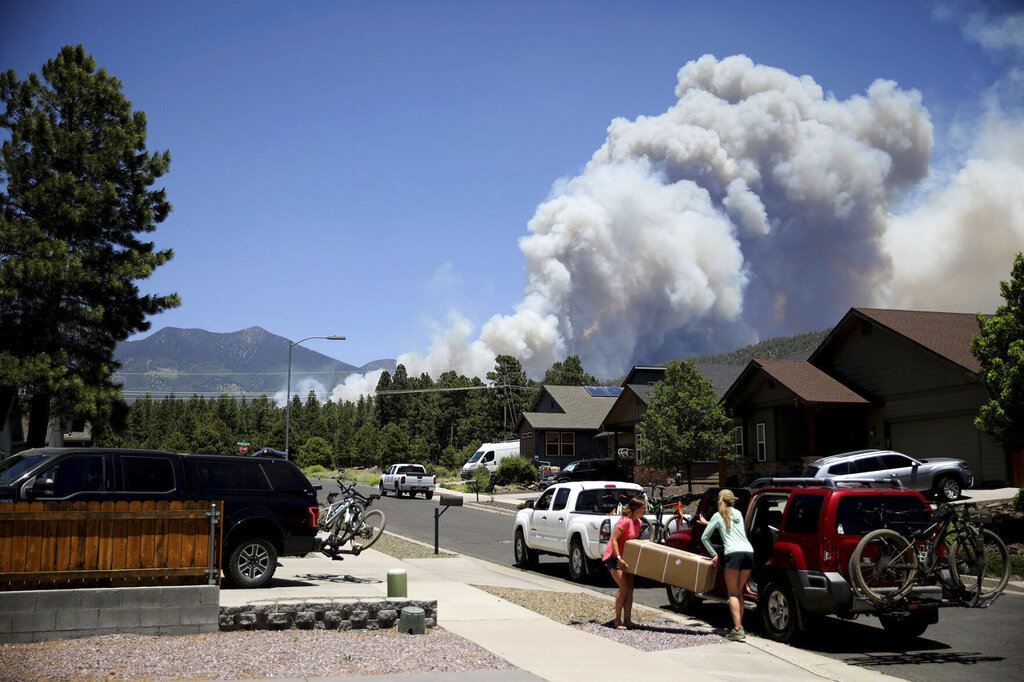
[
  {"left": 1014, "top": 486, "right": 1023, "bottom": 512},
  {"left": 496, "top": 456, "right": 538, "bottom": 486},
  {"left": 472, "top": 466, "right": 491, "bottom": 491},
  {"left": 440, "top": 445, "right": 464, "bottom": 471}
]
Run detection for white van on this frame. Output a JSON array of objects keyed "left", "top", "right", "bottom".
[{"left": 460, "top": 441, "right": 520, "bottom": 479}]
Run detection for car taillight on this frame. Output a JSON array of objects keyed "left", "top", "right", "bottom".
[
  {"left": 822, "top": 537, "right": 837, "bottom": 571},
  {"left": 401, "top": 475, "right": 406, "bottom": 484},
  {"left": 308, "top": 506, "right": 320, "bottom": 530},
  {"left": 600, "top": 518, "right": 611, "bottom": 544}
]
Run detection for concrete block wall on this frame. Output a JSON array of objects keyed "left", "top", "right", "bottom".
[
  {"left": 219, "top": 599, "right": 438, "bottom": 632},
  {"left": 0, "top": 585, "right": 220, "bottom": 643}
]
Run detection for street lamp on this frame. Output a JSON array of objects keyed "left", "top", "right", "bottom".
[{"left": 285, "top": 335, "right": 346, "bottom": 458}]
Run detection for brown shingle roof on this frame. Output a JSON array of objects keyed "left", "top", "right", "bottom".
[
  {"left": 853, "top": 308, "right": 989, "bottom": 374},
  {"left": 753, "top": 359, "right": 870, "bottom": 405}
]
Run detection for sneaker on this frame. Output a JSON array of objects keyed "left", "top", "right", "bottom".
[{"left": 726, "top": 628, "right": 746, "bottom": 641}]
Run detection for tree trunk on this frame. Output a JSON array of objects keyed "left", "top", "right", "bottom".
[{"left": 26, "top": 392, "right": 52, "bottom": 448}]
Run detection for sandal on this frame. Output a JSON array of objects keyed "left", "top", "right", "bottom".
[{"left": 614, "top": 621, "right": 627, "bottom": 630}]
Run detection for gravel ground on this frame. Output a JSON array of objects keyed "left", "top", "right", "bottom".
[
  {"left": 0, "top": 629, "right": 513, "bottom": 681},
  {"left": 472, "top": 586, "right": 727, "bottom": 651}
]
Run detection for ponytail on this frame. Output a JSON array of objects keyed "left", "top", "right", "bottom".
[{"left": 718, "top": 497, "right": 732, "bottom": 532}]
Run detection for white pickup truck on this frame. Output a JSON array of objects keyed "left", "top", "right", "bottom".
[
  {"left": 379, "top": 463, "right": 436, "bottom": 499},
  {"left": 512, "top": 481, "right": 682, "bottom": 582}
]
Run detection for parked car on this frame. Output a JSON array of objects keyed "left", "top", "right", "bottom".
[
  {"left": 380, "top": 463, "right": 436, "bottom": 499},
  {"left": 665, "top": 479, "right": 940, "bottom": 643},
  {"left": 553, "top": 458, "right": 630, "bottom": 483},
  {"left": 803, "top": 448, "right": 973, "bottom": 501},
  {"left": 0, "top": 447, "right": 321, "bottom": 588},
  {"left": 512, "top": 480, "right": 678, "bottom": 582}
]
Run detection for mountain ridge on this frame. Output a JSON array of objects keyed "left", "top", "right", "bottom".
[{"left": 114, "top": 326, "right": 395, "bottom": 397}]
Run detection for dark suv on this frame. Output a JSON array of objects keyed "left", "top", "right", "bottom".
[
  {"left": 0, "top": 447, "right": 320, "bottom": 588},
  {"left": 665, "top": 479, "right": 939, "bottom": 643},
  {"left": 554, "top": 458, "right": 630, "bottom": 483}
]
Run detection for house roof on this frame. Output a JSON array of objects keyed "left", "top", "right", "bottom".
[
  {"left": 693, "top": 363, "right": 745, "bottom": 400},
  {"left": 813, "top": 308, "right": 990, "bottom": 375},
  {"left": 722, "top": 359, "right": 871, "bottom": 407},
  {"left": 519, "top": 385, "right": 619, "bottom": 430}
]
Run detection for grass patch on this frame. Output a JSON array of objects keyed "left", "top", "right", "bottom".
[
  {"left": 372, "top": 532, "right": 458, "bottom": 560},
  {"left": 473, "top": 586, "right": 663, "bottom": 624}
]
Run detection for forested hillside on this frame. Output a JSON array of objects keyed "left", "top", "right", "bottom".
[{"left": 684, "top": 329, "right": 831, "bottom": 365}]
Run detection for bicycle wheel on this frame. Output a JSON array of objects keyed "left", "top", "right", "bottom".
[
  {"left": 351, "top": 509, "right": 386, "bottom": 552},
  {"left": 851, "top": 528, "right": 918, "bottom": 604},
  {"left": 320, "top": 502, "right": 344, "bottom": 531},
  {"left": 949, "top": 528, "right": 1011, "bottom": 603}
]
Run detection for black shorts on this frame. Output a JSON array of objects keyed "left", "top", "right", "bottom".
[
  {"left": 604, "top": 556, "right": 621, "bottom": 571},
  {"left": 723, "top": 551, "right": 754, "bottom": 570}
]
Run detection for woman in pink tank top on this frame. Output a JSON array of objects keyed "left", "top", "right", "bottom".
[{"left": 602, "top": 497, "right": 646, "bottom": 629}]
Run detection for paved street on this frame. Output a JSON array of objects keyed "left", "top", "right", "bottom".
[{"left": 319, "top": 481, "right": 1024, "bottom": 682}]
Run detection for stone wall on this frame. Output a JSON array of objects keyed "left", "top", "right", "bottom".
[
  {"left": 0, "top": 585, "right": 220, "bottom": 644},
  {"left": 219, "top": 599, "right": 438, "bottom": 632}
]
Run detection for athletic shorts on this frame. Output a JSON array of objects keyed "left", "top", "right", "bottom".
[
  {"left": 723, "top": 551, "right": 754, "bottom": 570},
  {"left": 604, "top": 556, "right": 621, "bottom": 571}
]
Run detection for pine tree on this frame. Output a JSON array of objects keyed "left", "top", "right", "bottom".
[{"left": 0, "top": 45, "right": 179, "bottom": 444}]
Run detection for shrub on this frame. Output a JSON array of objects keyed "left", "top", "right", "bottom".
[
  {"left": 440, "top": 445, "right": 464, "bottom": 471},
  {"left": 472, "top": 466, "right": 491, "bottom": 490},
  {"left": 496, "top": 456, "right": 538, "bottom": 486},
  {"left": 1014, "top": 486, "right": 1023, "bottom": 512}
]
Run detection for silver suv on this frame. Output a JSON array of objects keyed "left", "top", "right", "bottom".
[{"left": 803, "top": 449, "right": 973, "bottom": 501}]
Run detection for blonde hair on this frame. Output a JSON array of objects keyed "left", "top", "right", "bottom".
[
  {"left": 718, "top": 489, "right": 737, "bottom": 532},
  {"left": 622, "top": 497, "right": 646, "bottom": 517}
]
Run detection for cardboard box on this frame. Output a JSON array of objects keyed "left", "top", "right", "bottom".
[{"left": 622, "top": 540, "right": 716, "bottom": 594}]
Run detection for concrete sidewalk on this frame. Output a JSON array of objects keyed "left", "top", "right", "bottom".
[{"left": 224, "top": 544, "right": 894, "bottom": 682}]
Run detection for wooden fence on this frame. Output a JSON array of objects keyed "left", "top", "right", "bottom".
[{"left": 0, "top": 500, "right": 223, "bottom": 591}]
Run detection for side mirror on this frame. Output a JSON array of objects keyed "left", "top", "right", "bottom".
[
  {"left": 523, "top": 500, "right": 534, "bottom": 509},
  {"left": 25, "top": 476, "right": 54, "bottom": 497}
]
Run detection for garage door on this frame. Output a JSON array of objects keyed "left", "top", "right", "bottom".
[{"left": 888, "top": 415, "right": 1005, "bottom": 483}]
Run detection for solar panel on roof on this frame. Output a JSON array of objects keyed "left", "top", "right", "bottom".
[
  {"left": 607, "top": 387, "right": 623, "bottom": 396},
  {"left": 585, "top": 386, "right": 608, "bottom": 397}
]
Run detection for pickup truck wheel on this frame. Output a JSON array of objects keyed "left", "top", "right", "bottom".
[
  {"left": 514, "top": 528, "right": 537, "bottom": 568},
  {"left": 879, "top": 612, "right": 930, "bottom": 639},
  {"left": 568, "top": 538, "right": 590, "bottom": 583},
  {"left": 934, "top": 475, "right": 961, "bottom": 501},
  {"left": 666, "top": 585, "right": 702, "bottom": 613},
  {"left": 379, "top": 481, "right": 386, "bottom": 496},
  {"left": 425, "top": 490, "right": 434, "bottom": 500},
  {"left": 760, "top": 582, "right": 799, "bottom": 643},
  {"left": 226, "top": 537, "right": 278, "bottom": 589},
  {"left": 395, "top": 484, "right": 403, "bottom": 498}
]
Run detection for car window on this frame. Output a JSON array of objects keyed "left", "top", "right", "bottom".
[
  {"left": 482, "top": 452, "right": 494, "bottom": 463},
  {"left": 38, "top": 455, "right": 107, "bottom": 497},
  {"left": 397, "top": 465, "right": 425, "bottom": 474},
  {"left": 195, "top": 459, "right": 271, "bottom": 491},
  {"left": 834, "top": 495, "right": 930, "bottom": 536},
  {"left": 852, "top": 456, "right": 883, "bottom": 474},
  {"left": 827, "top": 461, "right": 853, "bottom": 476},
  {"left": 575, "top": 488, "right": 637, "bottom": 513},
  {"left": 0, "top": 453, "right": 49, "bottom": 485},
  {"left": 552, "top": 488, "right": 570, "bottom": 511},
  {"left": 121, "top": 456, "right": 176, "bottom": 493},
  {"left": 880, "top": 454, "right": 913, "bottom": 468},
  {"left": 535, "top": 488, "right": 555, "bottom": 511},
  {"left": 261, "top": 461, "right": 311, "bottom": 491},
  {"left": 784, "top": 494, "right": 825, "bottom": 534}
]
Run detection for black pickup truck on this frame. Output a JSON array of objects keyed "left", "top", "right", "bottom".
[{"left": 0, "top": 447, "right": 321, "bottom": 588}]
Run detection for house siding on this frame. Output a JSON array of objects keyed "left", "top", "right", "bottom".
[{"left": 816, "top": 315, "right": 1006, "bottom": 483}]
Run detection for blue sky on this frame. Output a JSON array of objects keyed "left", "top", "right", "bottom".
[{"left": 3, "top": 1, "right": 1021, "bottom": 384}]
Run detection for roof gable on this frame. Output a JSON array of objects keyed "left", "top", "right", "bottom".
[
  {"left": 813, "top": 308, "right": 989, "bottom": 375},
  {"left": 722, "top": 359, "right": 870, "bottom": 407},
  {"left": 520, "top": 385, "right": 618, "bottom": 430}
]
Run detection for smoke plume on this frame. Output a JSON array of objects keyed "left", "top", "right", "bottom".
[{"left": 335, "top": 12, "right": 1024, "bottom": 392}]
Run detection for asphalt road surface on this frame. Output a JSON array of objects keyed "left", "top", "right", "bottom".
[{"left": 317, "top": 481, "right": 1023, "bottom": 682}]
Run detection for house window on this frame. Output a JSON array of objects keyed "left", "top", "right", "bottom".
[
  {"left": 546, "top": 432, "right": 560, "bottom": 457},
  {"left": 756, "top": 423, "right": 767, "bottom": 462},
  {"left": 546, "top": 431, "right": 575, "bottom": 457},
  {"left": 561, "top": 432, "right": 574, "bottom": 457},
  {"left": 732, "top": 426, "right": 744, "bottom": 458}
]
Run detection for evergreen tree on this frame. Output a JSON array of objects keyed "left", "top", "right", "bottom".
[
  {"left": 638, "top": 360, "right": 732, "bottom": 491},
  {"left": 542, "top": 355, "right": 598, "bottom": 386},
  {"left": 971, "top": 253, "right": 1024, "bottom": 452},
  {"left": 0, "top": 45, "right": 179, "bottom": 444}
]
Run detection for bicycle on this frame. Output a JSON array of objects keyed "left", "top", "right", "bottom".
[
  {"left": 319, "top": 481, "right": 387, "bottom": 559},
  {"left": 641, "top": 484, "right": 697, "bottom": 544},
  {"left": 850, "top": 501, "right": 1010, "bottom": 607}
]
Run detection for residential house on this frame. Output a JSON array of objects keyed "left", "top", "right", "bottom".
[
  {"left": 515, "top": 385, "right": 621, "bottom": 469},
  {"left": 721, "top": 308, "right": 1012, "bottom": 485}
]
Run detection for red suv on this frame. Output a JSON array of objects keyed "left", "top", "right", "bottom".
[{"left": 665, "top": 479, "right": 941, "bottom": 643}]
